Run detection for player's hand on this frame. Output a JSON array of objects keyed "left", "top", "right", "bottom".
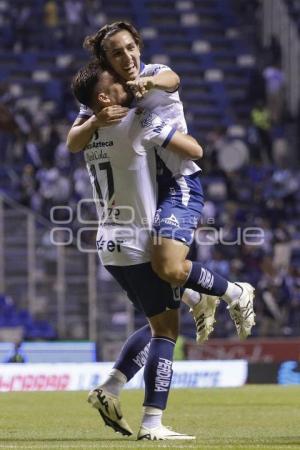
[
  {"left": 93, "top": 106, "right": 129, "bottom": 127},
  {"left": 127, "top": 77, "right": 155, "bottom": 99}
]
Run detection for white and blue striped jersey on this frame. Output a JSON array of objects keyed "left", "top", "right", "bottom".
[
  {"left": 84, "top": 107, "right": 176, "bottom": 266},
  {"left": 78, "top": 62, "right": 200, "bottom": 178}
]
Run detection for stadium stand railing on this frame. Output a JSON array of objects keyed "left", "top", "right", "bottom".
[
  {"left": 262, "top": 0, "right": 300, "bottom": 116},
  {"left": 0, "top": 193, "right": 135, "bottom": 354}
]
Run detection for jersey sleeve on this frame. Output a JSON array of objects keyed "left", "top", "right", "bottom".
[
  {"left": 78, "top": 103, "right": 93, "bottom": 119},
  {"left": 139, "top": 109, "right": 176, "bottom": 149},
  {"left": 141, "top": 63, "right": 172, "bottom": 77},
  {"left": 140, "top": 63, "right": 179, "bottom": 93}
]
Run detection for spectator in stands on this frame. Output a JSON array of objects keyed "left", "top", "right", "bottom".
[
  {"left": 85, "top": 0, "right": 107, "bottom": 30},
  {"left": 251, "top": 100, "right": 272, "bottom": 162},
  {"left": 35, "top": 164, "right": 71, "bottom": 216},
  {"left": 263, "top": 62, "right": 285, "bottom": 124},
  {"left": 64, "top": 0, "right": 84, "bottom": 47},
  {"left": 12, "top": 3, "right": 33, "bottom": 51},
  {"left": 19, "top": 164, "right": 38, "bottom": 209},
  {"left": 54, "top": 140, "right": 71, "bottom": 171},
  {"left": 44, "top": 1, "right": 59, "bottom": 28},
  {"left": 6, "top": 342, "right": 26, "bottom": 363},
  {"left": 0, "top": 102, "right": 17, "bottom": 133}
]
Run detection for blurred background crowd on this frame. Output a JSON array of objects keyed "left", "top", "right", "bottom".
[{"left": 0, "top": 0, "right": 299, "bottom": 343}]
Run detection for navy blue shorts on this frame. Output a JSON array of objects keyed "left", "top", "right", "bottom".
[
  {"left": 105, "top": 262, "right": 181, "bottom": 318},
  {"left": 153, "top": 172, "right": 204, "bottom": 246}
]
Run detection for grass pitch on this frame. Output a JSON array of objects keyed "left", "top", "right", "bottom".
[{"left": 0, "top": 386, "right": 300, "bottom": 449}]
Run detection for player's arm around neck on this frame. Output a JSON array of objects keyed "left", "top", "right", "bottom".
[
  {"left": 67, "top": 106, "right": 129, "bottom": 153},
  {"left": 166, "top": 131, "right": 203, "bottom": 160},
  {"left": 67, "top": 115, "right": 101, "bottom": 153}
]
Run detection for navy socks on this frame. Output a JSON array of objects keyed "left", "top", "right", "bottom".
[
  {"left": 111, "top": 329, "right": 176, "bottom": 412},
  {"left": 114, "top": 324, "right": 152, "bottom": 381},
  {"left": 185, "top": 261, "right": 228, "bottom": 296},
  {"left": 143, "top": 336, "right": 175, "bottom": 410}
]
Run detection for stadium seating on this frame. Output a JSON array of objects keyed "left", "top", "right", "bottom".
[
  {"left": 0, "top": 0, "right": 255, "bottom": 140},
  {"left": 0, "top": 294, "right": 56, "bottom": 339},
  {"left": 0, "top": 0, "right": 299, "bottom": 345}
]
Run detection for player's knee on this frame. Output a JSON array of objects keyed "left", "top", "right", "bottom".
[
  {"left": 152, "top": 323, "right": 179, "bottom": 341},
  {"left": 151, "top": 259, "right": 181, "bottom": 284},
  {"left": 149, "top": 309, "right": 179, "bottom": 341}
]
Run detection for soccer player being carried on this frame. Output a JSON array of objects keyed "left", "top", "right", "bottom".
[
  {"left": 67, "top": 21, "right": 255, "bottom": 344},
  {"left": 70, "top": 63, "right": 255, "bottom": 440}
]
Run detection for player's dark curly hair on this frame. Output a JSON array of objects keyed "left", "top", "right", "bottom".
[
  {"left": 71, "top": 60, "right": 102, "bottom": 109},
  {"left": 83, "top": 21, "right": 143, "bottom": 69}
]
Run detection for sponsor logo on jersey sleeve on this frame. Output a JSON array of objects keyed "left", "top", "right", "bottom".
[
  {"left": 151, "top": 65, "right": 168, "bottom": 75},
  {"left": 140, "top": 111, "right": 155, "bottom": 128},
  {"left": 140, "top": 111, "right": 166, "bottom": 135},
  {"left": 142, "top": 64, "right": 169, "bottom": 76}
]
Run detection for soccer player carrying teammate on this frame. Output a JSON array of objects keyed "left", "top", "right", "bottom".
[
  {"left": 71, "top": 63, "right": 201, "bottom": 440},
  {"left": 67, "top": 21, "right": 255, "bottom": 343},
  {"left": 71, "top": 58, "right": 255, "bottom": 439}
]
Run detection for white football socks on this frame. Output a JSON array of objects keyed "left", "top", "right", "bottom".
[
  {"left": 141, "top": 406, "right": 163, "bottom": 429},
  {"left": 183, "top": 285, "right": 242, "bottom": 307},
  {"left": 100, "top": 368, "right": 127, "bottom": 397},
  {"left": 223, "top": 282, "right": 243, "bottom": 305},
  {"left": 182, "top": 289, "right": 201, "bottom": 308}
]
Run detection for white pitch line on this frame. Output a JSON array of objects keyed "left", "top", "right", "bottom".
[
  {"left": 0, "top": 446, "right": 198, "bottom": 449},
  {"left": 0, "top": 443, "right": 199, "bottom": 450}
]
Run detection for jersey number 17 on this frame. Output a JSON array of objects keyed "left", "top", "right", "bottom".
[{"left": 90, "top": 161, "right": 115, "bottom": 203}]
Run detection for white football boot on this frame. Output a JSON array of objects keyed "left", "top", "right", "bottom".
[
  {"left": 88, "top": 387, "right": 133, "bottom": 436},
  {"left": 183, "top": 289, "right": 220, "bottom": 343},
  {"left": 137, "top": 424, "right": 195, "bottom": 440},
  {"left": 227, "top": 282, "right": 255, "bottom": 339}
]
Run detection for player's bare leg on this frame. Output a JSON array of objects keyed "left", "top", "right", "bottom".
[
  {"left": 151, "top": 238, "right": 219, "bottom": 342},
  {"left": 151, "top": 237, "right": 255, "bottom": 340}
]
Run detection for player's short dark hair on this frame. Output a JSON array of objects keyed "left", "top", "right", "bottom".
[
  {"left": 83, "top": 21, "right": 142, "bottom": 68},
  {"left": 71, "top": 60, "right": 102, "bottom": 109}
]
